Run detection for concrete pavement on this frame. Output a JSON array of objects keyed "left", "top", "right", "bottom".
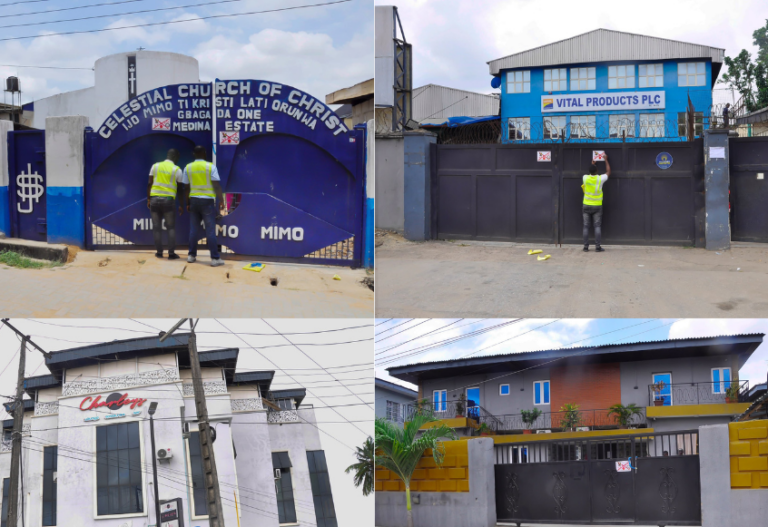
[
  {"left": 375, "top": 232, "right": 768, "bottom": 317},
  {"left": 0, "top": 249, "right": 373, "bottom": 317}
]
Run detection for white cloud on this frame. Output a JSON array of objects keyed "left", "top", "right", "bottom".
[{"left": 193, "top": 27, "right": 372, "bottom": 101}]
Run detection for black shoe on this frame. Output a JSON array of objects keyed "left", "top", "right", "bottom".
[
  {"left": 167, "top": 253, "right": 180, "bottom": 260},
  {"left": 155, "top": 252, "right": 164, "bottom": 259},
  {"left": 583, "top": 246, "right": 589, "bottom": 252},
  {"left": 595, "top": 246, "right": 605, "bottom": 252}
]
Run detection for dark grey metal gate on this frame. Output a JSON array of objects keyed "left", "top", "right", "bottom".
[
  {"left": 494, "top": 431, "right": 701, "bottom": 526},
  {"left": 729, "top": 136, "right": 768, "bottom": 243},
  {"left": 431, "top": 141, "right": 705, "bottom": 246}
]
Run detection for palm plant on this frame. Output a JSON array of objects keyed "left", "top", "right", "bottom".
[
  {"left": 559, "top": 403, "right": 581, "bottom": 431},
  {"left": 375, "top": 415, "right": 457, "bottom": 527},
  {"left": 607, "top": 403, "right": 643, "bottom": 429},
  {"left": 345, "top": 437, "right": 374, "bottom": 496},
  {"left": 520, "top": 408, "right": 543, "bottom": 430}
]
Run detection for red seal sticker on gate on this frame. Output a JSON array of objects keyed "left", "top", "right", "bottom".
[
  {"left": 152, "top": 117, "right": 171, "bottom": 131},
  {"left": 537, "top": 151, "right": 551, "bottom": 162},
  {"left": 615, "top": 461, "right": 631, "bottom": 473},
  {"left": 593, "top": 150, "right": 606, "bottom": 161},
  {"left": 219, "top": 131, "right": 240, "bottom": 145}
]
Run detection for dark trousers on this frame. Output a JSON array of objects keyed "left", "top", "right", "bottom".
[
  {"left": 188, "top": 197, "right": 220, "bottom": 259},
  {"left": 149, "top": 196, "right": 176, "bottom": 255},
  {"left": 582, "top": 205, "right": 603, "bottom": 247}
]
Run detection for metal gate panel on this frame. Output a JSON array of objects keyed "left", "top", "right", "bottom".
[
  {"left": 729, "top": 136, "right": 768, "bottom": 243},
  {"left": 434, "top": 141, "right": 704, "bottom": 246},
  {"left": 7, "top": 130, "right": 46, "bottom": 241},
  {"left": 634, "top": 456, "right": 701, "bottom": 525},
  {"left": 589, "top": 460, "right": 635, "bottom": 523}
]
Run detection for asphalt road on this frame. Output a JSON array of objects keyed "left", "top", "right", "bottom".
[{"left": 375, "top": 233, "right": 768, "bottom": 318}]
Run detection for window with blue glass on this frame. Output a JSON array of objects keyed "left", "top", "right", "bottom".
[
  {"left": 96, "top": 422, "right": 143, "bottom": 516},
  {"left": 433, "top": 390, "right": 446, "bottom": 412},
  {"left": 188, "top": 432, "right": 208, "bottom": 517},
  {"left": 307, "top": 451, "right": 337, "bottom": 527},
  {"left": 712, "top": 367, "right": 731, "bottom": 394},
  {"left": 500, "top": 384, "right": 510, "bottom": 396},
  {"left": 533, "top": 381, "right": 550, "bottom": 405},
  {"left": 652, "top": 373, "right": 672, "bottom": 406},
  {"left": 42, "top": 446, "right": 57, "bottom": 526}
]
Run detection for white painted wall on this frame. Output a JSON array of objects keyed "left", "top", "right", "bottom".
[
  {"left": 45, "top": 116, "right": 89, "bottom": 188},
  {"left": 0, "top": 120, "right": 12, "bottom": 188},
  {"left": 32, "top": 51, "right": 199, "bottom": 130}
]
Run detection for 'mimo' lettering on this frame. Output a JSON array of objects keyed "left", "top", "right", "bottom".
[{"left": 261, "top": 226, "right": 304, "bottom": 241}]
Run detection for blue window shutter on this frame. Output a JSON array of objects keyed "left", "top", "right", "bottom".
[
  {"left": 544, "top": 382, "right": 550, "bottom": 404},
  {"left": 534, "top": 383, "right": 541, "bottom": 404},
  {"left": 713, "top": 369, "right": 720, "bottom": 393}
]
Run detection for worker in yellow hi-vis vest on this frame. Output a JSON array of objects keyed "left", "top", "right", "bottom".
[
  {"left": 147, "top": 148, "right": 184, "bottom": 259},
  {"left": 183, "top": 145, "right": 226, "bottom": 267},
  {"left": 582, "top": 153, "right": 611, "bottom": 252}
]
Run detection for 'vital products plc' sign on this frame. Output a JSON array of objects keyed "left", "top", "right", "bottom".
[
  {"left": 542, "top": 91, "right": 665, "bottom": 112},
  {"left": 80, "top": 392, "right": 148, "bottom": 411}
]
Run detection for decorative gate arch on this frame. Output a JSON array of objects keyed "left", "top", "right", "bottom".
[{"left": 84, "top": 80, "right": 365, "bottom": 267}]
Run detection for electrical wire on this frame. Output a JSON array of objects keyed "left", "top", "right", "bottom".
[
  {"left": 4, "top": 0, "right": 147, "bottom": 18},
  {"left": 0, "top": 0, "right": 354, "bottom": 42}
]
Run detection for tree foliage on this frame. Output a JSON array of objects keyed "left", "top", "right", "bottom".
[
  {"left": 721, "top": 19, "right": 768, "bottom": 112},
  {"left": 345, "top": 437, "right": 374, "bottom": 497}
]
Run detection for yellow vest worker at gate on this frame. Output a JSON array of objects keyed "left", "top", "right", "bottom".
[
  {"left": 582, "top": 153, "right": 610, "bottom": 253},
  {"left": 147, "top": 148, "right": 184, "bottom": 260},
  {"left": 182, "top": 145, "right": 226, "bottom": 267}
]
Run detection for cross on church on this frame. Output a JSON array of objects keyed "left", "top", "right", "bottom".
[{"left": 128, "top": 64, "right": 136, "bottom": 96}]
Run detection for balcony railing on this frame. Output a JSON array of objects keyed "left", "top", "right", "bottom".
[
  {"left": 405, "top": 401, "right": 503, "bottom": 428},
  {"left": 647, "top": 380, "right": 749, "bottom": 406},
  {"left": 478, "top": 407, "right": 647, "bottom": 433}
]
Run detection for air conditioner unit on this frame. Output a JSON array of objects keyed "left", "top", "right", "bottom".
[
  {"left": 274, "top": 468, "right": 282, "bottom": 479},
  {"left": 156, "top": 448, "right": 173, "bottom": 460},
  {"left": 536, "top": 430, "right": 551, "bottom": 434}
]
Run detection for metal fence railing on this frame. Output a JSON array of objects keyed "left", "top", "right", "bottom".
[
  {"left": 494, "top": 430, "right": 699, "bottom": 465},
  {"left": 480, "top": 407, "right": 647, "bottom": 433},
  {"left": 647, "top": 380, "right": 750, "bottom": 406}
]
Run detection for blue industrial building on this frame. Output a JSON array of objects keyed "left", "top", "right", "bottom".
[{"left": 488, "top": 29, "right": 725, "bottom": 143}]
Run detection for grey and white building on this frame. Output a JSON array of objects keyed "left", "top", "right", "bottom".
[
  {"left": 374, "top": 378, "right": 416, "bottom": 427},
  {"left": 0, "top": 334, "right": 337, "bottom": 527}
]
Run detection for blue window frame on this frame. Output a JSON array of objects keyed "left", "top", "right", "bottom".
[
  {"left": 533, "top": 381, "right": 550, "bottom": 405},
  {"left": 433, "top": 390, "right": 446, "bottom": 412},
  {"left": 712, "top": 367, "right": 731, "bottom": 394},
  {"left": 500, "top": 384, "right": 510, "bottom": 396}
]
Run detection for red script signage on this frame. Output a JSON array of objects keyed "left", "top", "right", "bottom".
[{"left": 80, "top": 393, "right": 147, "bottom": 411}]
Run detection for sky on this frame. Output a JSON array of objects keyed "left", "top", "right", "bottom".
[
  {"left": 375, "top": 318, "right": 768, "bottom": 394},
  {"left": 0, "top": 0, "right": 372, "bottom": 109},
  {"left": 374, "top": 0, "right": 766, "bottom": 101},
  {"left": 0, "top": 318, "right": 373, "bottom": 527}
]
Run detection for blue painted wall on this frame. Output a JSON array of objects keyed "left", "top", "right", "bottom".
[
  {"left": 47, "top": 186, "right": 84, "bottom": 246},
  {"left": 500, "top": 59, "right": 714, "bottom": 142},
  {"left": 0, "top": 186, "right": 9, "bottom": 237}
]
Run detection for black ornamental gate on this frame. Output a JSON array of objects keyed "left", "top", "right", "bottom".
[
  {"left": 729, "top": 136, "right": 768, "bottom": 243},
  {"left": 494, "top": 431, "right": 701, "bottom": 526},
  {"left": 430, "top": 141, "right": 705, "bottom": 246}
]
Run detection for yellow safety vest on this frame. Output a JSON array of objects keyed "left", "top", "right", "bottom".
[
  {"left": 150, "top": 160, "right": 179, "bottom": 198},
  {"left": 583, "top": 174, "right": 604, "bottom": 206},
  {"left": 186, "top": 160, "right": 216, "bottom": 198}
]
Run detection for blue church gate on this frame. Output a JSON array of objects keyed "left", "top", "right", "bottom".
[
  {"left": 84, "top": 80, "right": 366, "bottom": 267},
  {"left": 7, "top": 129, "right": 47, "bottom": 242}
]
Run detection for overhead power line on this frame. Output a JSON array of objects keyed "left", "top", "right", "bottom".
[
  {"left": 0, "top": 0, "right": 354, "bottom": 42},
  {"left": 0, "top": 63, "right": 93, "bottom": 70},
  {"left": 0, "top": 0, "right": 51, "bottom": 8},
  {"left": 0, "top": 0, "right": 252, "bottom": 30},
  {"left": 5, "top": 0, "right": 148, "bottom": 18}
]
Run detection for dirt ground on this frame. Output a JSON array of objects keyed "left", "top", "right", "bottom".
[
  {"left": 375, "top": 230, "right": 768, "bottom": 318},
  {"left": 0, "top": 249, "right": 373, "bottom": 317}
]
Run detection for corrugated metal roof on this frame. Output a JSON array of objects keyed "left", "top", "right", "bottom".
[
  {"left": 46, "top": 334, "right": 189, "bottom": 369},
  {"left": 375, "top": 377, "right": 417, "bottom": 397},
  {"left": 389, "top": 333, "right": 765, "bottom": 372},
  {"left": 413, "top": 84, "right": 499, "bottom": 122},
  {"left": 488, "top": 29, "right": 725, "bottom": 75}
]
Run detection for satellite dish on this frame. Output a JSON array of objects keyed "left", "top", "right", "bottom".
[{"left": 491, "top": 77, "right": 501, "bottom": 89}]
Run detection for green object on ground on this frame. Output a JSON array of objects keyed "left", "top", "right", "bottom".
[{"left": 0, "top": 251, "right": 62, "bottom": 270}]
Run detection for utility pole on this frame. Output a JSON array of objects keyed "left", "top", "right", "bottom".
[
  {"left": 2, "top": 319, "right": 51, "bottom": 527},
  {"left": 160, "top": 319, "right": 225, "bottom": 527}
]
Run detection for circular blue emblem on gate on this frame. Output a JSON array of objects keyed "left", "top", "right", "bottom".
[
  {"left": 656, "top": 152, "right": 673, "bottom": 169},
  {"left": 491, "top": 77, "right": 501, "bottom": 89}
]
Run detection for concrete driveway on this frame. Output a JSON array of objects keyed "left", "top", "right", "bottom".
[
  {"left": 375, "top": 231, "right": 768, "bottom": 317},
  {"left": 0, "top": 249, "right": 373, "bottom": 317}
]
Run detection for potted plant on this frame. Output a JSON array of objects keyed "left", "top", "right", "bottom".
[
  {"left": 607, "top": 403, "right": 643, "bottom": 429},
  {"left": 455, "top": 393, "right": 466, "bottom": 418},
  {"left": 478, "top": 422, "right": 492, "bottom": 436},
  {"left": 651, "top": 381, "right": 667, "bottom": 406},
  {"left": 725, "top": 383, "right": 740, "bottom": 403},
  {"left": 415, "top": 398, "right": 434, "bottom": 417},
  {"left": 559, "top": 403, "right": 581, "bottom": 432},
  {"left": 520, "top": 408, "right": 543, "bottom": 434}
]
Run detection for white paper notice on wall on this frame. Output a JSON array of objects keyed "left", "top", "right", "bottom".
[
  {"left": 615, "top": 460, "right": 631, "bottom": 473},
  {"left": 593, "top": 150, "right": 606, "bottom": 161},
  {"left": 537, "top": 151, "right": 551, "bottom": 162},
  {"left": 710, "top": 146, "right": 726, "bottom": 159}
]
